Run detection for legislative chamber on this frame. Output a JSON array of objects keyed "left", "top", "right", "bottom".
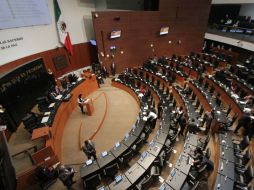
[{"left": 0, "top": 0, "right": 253, "bottom": 190}]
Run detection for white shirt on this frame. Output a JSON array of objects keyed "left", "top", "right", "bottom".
[{"left": 147, "top": 111, "right": 157, "bottom": 119}]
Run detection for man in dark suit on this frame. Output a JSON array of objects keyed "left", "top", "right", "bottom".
[
  {"left": 111, "top": 62, "right": 116, "bottom": 76},
  {"left": 82, "top": 140, "right": 97, "bottom": 160},
  {"left": 58, "top": 165, "right": 76, "bottom": 189}
]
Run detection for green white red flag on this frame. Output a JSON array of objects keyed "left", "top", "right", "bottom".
[{"left": 53, "top": 0, "right": 73, "bottom": 55}]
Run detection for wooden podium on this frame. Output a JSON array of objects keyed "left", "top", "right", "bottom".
[{"left": 84, "top": 98, "right": 94, "bottom": 116}]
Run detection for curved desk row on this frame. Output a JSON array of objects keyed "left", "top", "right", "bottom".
[
  {"left": 169, "top": 60, "right": 199, "bottom": 80},
  {"left": 224, "top": 70, "right": 254, "bottom": 96},
  {"left": 106, "top": 74, "right": 178, "bottom": 190},
  {"left": 160, "top": 132, "right": 203, "bottom": 190},
  {"left": 133, "top": 68, "right": 185, "bottom": 110},
  {"left": 80, "top": 81, "right": 148, "bottom": 179},
  {"left": 202, "top": 76, "right": 244, "bottom": 118}
]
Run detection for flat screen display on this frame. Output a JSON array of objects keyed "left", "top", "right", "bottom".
[
  {"left": 160, "top": 27, "right": 169, "bottom": 35},
  {"left": 110, "top": 30, "right": 121, "bottom": 39}
]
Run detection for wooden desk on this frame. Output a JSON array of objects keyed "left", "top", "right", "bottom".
[
  {"left": 203, "top": 77, "right": 243, "bottom": 118},
  {"left": 31, "top": 126, "right": 50, "bottom": 140}
]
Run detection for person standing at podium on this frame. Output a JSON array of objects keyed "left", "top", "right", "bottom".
[{"left": 77, "top": 94, "right": 88, "bottom": 114}]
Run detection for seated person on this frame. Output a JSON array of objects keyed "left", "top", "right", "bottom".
[
  {"left": 188, "top": 119, "right": 200, "bottom": 133},
  {"left": 146, "top": 108, "right": 158, "bottom": 129},
  {"left": 58, "top": 165, "right": 76, "bottom": 189},
  {"left": 55, "top": 85, "right": 62, "bottom": 95},
  {"left": 36, "top": 165, "right": 58, "bottom": 182}
]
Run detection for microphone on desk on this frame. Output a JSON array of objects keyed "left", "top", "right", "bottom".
[{"left": 220, "top": 162, "right": 224, "bottom": 171}]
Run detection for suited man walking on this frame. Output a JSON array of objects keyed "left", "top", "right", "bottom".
[{"left": 111, "top": 62, "right": 116, "bottom": 76}]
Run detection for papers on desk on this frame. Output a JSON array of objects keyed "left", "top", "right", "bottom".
[
  {"left": 48, "top": 103, "right": 55, "bottom": 108},
  {"left": 55, "top": 95, "right": 62, "bottom": 100},
  {"left": 86, "top": 159, "right": 93, "bottom": 166},
  {"left": 239, "top": 101, "right": 247, "bottom": 105},
  {"left": 143, "top": 116, "right": 148, "bottom": 121},
  {"left": 44, "top": 112, "right": 51, "bottom": 116},
  {"left": 244, "top": 108, "right": 251, "bottom": 113},
  {"left": 231, "top": 94, "right": 239, "bottom": 99},
  {"left": 138, "top": 93, "right": 144, "bottom": 98},
  {"left": 41, "top": 116, "right": 49, "bottom": 124}
]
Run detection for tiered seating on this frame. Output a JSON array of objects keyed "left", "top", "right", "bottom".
[{"left": 81, "top": 71, "right": 184, "bottom": 189}]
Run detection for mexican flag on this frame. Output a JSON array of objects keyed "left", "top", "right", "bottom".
[{"left": 53, "top": 0, "right": 73, "bottom": 55}]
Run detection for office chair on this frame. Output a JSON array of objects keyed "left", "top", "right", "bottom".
[
  {"left": 103, "top": 163, "right": 119, "bottom": 179},
  {"left": 205, "top": 148, "right": 211, "bottom": 159},
  {"left": 204, "top": 81, "right": 209, "bottom": 89},
  {"left": 235, "top": 184, "right": 254, "bottom": 190},
  {"left": 83, "top": 174, "right": 101, "bottom": 190},
  {"left": 140, "top": 132, "right": 149, "bottom": 143},
  {"left": 164, "top": 139, "right": 173, "bottom": 155},
  {"left": 224, "top": 105, "right": 232, "bottom": 117},
  {"left": 194, "top": 100, "right": 200, "bottom": 109},
  {"left": 191, "top": 93, "right": 196, "bottom": 101},
  {"left": 235, "top": 148, "right": 251, "bottom": 168},
  {"left": 233, "top": 136, "right": 250, "bottom": 153},
  {"left": 168, "top": 93, "right": 173, "bottom": 101},
  {"left": 235, "top": 149, "right": 251, "bottom": 171},
  {"left": 136, "top": 175, "right": 154, "bottom": 190},
  {"left": 37, "top": 97, "right": 50, "bottom": 112},
  {"left": 197, "top": 134, "right": 210, "bottom": 150},
  {"left": 235, "top": 166, "right": 254, "bottom": 187},
  {"left": 199, "top": 106, "right": 204, "bottom": 116},
  {"left": 150, "top": 165, "right": 160, "bottom": 178},
  {"left": 119, "top": 150, "right": 133, "bottom": 167},
  {"left": 131, "top": 138, "right": 144, "bottom": 153},
  {"left": 188, "top": 163, "right": 207, "bottom": 181},
  {"left": 181, "top": 180, "right": 200, "bottom": 190},
  {"left": 22, "top": 113, "right": 41, "bottom": 133},
  {"left": 228, "top": 113, "right": 238, "bottom": 125},
  {"left": 215, "top": 96, "right": 222, "bottom": 107},
  {"left": 35, "top": 166, "right": 58, "bottom": 190},
  {"left": 154, "top": 150, "right": 166, "bottom": 168},
  {"left": 209, "top": 86, "right": 215, "bottom": 94}
]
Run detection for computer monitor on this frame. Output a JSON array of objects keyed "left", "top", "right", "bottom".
[
  {"left": 110, "top": 30, "right": 121, "bottom": 39},
  {"left": 141, "top": 151, "right": 147, "bottom": 159},
  {"left": 125, "top": 133, "right": 129, "bottom": 140},
  {"left": 115, "top": 175, "right": 122, "bottom": 183},
  {"left": 159, "top": 184, "right": 166, "bottom": 190},
  {"left": 160, "top": 26, "right": 169, "bottom": 35},
  {"left": 115, "top": 142, "right": 120, "bottom": 148},
  {"left": 101, "top": 151, "right": 108, "bottom": 157},
  {"left": 86, "top": 159, "right": 93, "bottom": 166}
]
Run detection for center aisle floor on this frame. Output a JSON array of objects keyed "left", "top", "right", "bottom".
[{"left": 48, "top": 78, "right": 139, "bottom": 190}]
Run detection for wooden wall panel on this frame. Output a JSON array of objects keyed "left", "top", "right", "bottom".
[
  {"left": 93, "top": 0, "right": 212, "bottom": 74},
  {"left": 0, "top": 42, "right": 96, "bottom": 79}
]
